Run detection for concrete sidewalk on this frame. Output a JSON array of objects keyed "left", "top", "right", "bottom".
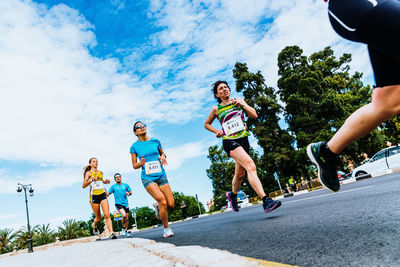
[{"left": 0, "top": 237, "right": 295, "bottom": 267}]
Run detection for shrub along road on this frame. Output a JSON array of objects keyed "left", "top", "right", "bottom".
[{"left": 132, "top": 173, "right": 400, "bottom": 266}]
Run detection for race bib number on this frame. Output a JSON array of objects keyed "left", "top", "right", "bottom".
[
  {"left": 145, "top": 161, "right": 162, "bottom": 175},
  {"left": 222, "top": 115, "right": 245, "bottom": 136},
  {"left": 92, "top": 181, "right": 104, "bottom": 190}
]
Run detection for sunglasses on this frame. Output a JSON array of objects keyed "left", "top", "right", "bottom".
[{"left": 135, "top": 124, "right": 146, "bottom": 130}]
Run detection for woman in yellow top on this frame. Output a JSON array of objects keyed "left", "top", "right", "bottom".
[{"left": 82, "top": 157, "right": 117, "bottom": 239}]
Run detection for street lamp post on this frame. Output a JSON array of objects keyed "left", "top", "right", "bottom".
[{"left": 17, "top": 183, "right": 34, "bottom": 253}]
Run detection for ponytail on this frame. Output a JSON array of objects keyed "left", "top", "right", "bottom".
[{"left": 83, "top": 157, "right": 96, "bottom": 178}]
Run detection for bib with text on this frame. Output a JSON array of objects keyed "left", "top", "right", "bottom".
[
  {"left": 222, "top": 114, "right": 245, "bottom": 136},
  {"left": 145, "top": 161, "right": 162, "bottom": 175},
  {"left": 92, "top": 181, "right": 104, "bottom": 190}
]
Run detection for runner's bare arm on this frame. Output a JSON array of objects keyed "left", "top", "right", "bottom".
[
  {"left": 131, "top": 153, "right": 146, "bottom": 169},
  {"left": 158, "top": 147, "right": 168, "bottom": 166},
  {"left": 82, "top": 171, "right": 92, "bottom": 188},
  {"left": 205, "top": 106, "right": 223, "bottom": 138},
  {"left": 232, "top": 98, "right": 257, "bottom": 119}
]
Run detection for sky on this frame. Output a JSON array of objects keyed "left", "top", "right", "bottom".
[{"left": 0, "top": 0, "right": 374, "bottom": 231}]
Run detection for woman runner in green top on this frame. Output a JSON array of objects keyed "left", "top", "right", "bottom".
[{"left": 204, "top": 81, "right": 281, "bottom": 213}]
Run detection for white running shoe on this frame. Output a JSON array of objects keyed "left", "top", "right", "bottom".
[{"left": 163, "top": 227, "right": 174, "bottom": 238}]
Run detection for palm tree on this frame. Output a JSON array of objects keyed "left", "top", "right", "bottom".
[
  {"left": 12, "top": 226, "right": 34, "bottom": 250},
  {"left": 0, "top": 228, "right": 16, "bottom": 254},
  {"left": 33, "top": 224, "right": 55, "bottom": 246},
  {"left": 57, "top": 219, "right": 89, "bottom": 241}
]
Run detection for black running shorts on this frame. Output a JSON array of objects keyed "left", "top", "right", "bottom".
[
  {"left": 328, "top": 0, "right": 400, "bottom": 87},
  {"left": 90, "top": 192, "right": 107, "bottom": 204},
  {"left": 222, "top": 136, "right": 250, "bottom": 157},
  {"left": 115, "top": 204, "right": 129, "bottom": 213}
]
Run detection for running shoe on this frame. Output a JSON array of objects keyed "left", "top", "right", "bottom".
[
  {"left": 226, "top": 192, "right": 239, "bottom": 212},
  {"left": 125, "top": 231, "right": 131, "bottom": 238},
  {"left": 122, "top": 228, "right": 126, "bottom": 236},
  {"left": 110, "top": 233, "right": 118, "bottom": 240},
  {"left": 263, "top": 197, "right": 281, "bottom": 213},
  {"left": 153, "top": 202, "right": 160, "bottom": 220},
  {"left": 307, "top": 141, "right": 340, "bottom": 192},
  {"left": 163, "top": 228, "right": 174, "bottom": 238},
  {"left": 92, "top": 223, "right": 100, "bottom": 235}
]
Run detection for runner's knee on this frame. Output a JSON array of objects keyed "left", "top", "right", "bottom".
[
  {"left": 244, "top": 160, "right": 257, "bottom": 173},
  {"left": 372, "top": 85, "right": 400, "bottom": 116},
  {"left": 103, "top": 213, "right": 111, "bottom": 220},
  {"left": 159, "top": 198, "right": 167, "bottom": 208}
]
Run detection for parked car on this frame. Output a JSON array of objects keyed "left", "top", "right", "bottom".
[{"left": 352, "top": 146, "right": 400, "bottom": 178}]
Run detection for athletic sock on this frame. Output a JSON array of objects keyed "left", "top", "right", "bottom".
[
  {"left": 262, "top": 196, "right": 268, "bottom": 202},
  {"left": 230, "top": 192, "right": 237, "bottom": 198}
]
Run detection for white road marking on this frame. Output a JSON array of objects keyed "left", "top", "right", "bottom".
[{"left": 284, "top": 186, "right": 373, "bottom": 204}]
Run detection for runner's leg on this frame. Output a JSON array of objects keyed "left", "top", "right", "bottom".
[
  {"left": 90, "top": 202, "right": 101, "bottom": 226},
  {"left": 159, "top": 183, "right": 175, "bottom": 209},
  {"left": 232, "top": 162, "right": 246, "bottom": 194},
  {"left": 328, "top": 85, "right": 400, "bottom": 154},
  {"left": 119, "top": 208, "right": 128, "bottom": 230},
  {"left": 100, "top": 198, "right": 114, "bottom": 234},
  {"left": 230, "top": 146, "right": 266, "bottom": 198},
  {"left": 146, "top": 183, "right": 169, "bottom": 228}
]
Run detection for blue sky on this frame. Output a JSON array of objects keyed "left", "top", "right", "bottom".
[{"left": 0, "top": 0, "right": 374, "bottom": 231}]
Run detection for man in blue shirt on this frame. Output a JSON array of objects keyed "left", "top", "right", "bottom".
[{"left": 107, "top": 173, "right": 132, "bottom": 237}]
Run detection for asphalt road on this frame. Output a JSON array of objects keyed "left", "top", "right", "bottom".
[{"left": 131, "top": 173, "right": 400, "bottom": 266}]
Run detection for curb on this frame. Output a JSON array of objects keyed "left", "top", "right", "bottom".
[{"left": 0, "top": 237, "right": 294, "bottom": 267}]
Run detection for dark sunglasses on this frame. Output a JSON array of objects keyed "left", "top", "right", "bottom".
[{"left": 135, "top": 124, "right": 146, "bottom": 130}]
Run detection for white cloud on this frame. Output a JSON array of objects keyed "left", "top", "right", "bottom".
[
  {"left": 0, "top": 0, "right": 375, "bottom": 195},
  {"left": 0, "top": 213, "right": 20, "bottom": 220},
  {"left": 165, "top": 140, "right": 211, "bottom": 171}
]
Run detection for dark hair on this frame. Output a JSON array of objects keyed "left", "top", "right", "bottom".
[
  {"left": 133, "top": 121, "right": 142, "bottom": 133},
  {"left": 133, "top": 121, "right": 143, "bottom": 132},
  {"left": 212, "top": 81, "right": 230, "bottom": 103},
  {"left": 114, "top": 173, "right": 121, "bottom": 179},
  {"left": 83, "top": 157, "right": 96, "bottom": 178}
]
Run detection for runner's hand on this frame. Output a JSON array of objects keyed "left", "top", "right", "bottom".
[
  {"left": 216, "top": 130, "right": 223, "bottom": 138},
  {"left": 159, "top": 154, "right": 168, "bottom": 166},
  {"left": 104, "top": 178, "right": 110, "bottom": 184},
  {"left": 231, "top": 97, "right": 246, "bottom": 107},
  {"left": 126, "top": 192, "right": 131, "bottom": 196},
  {"left": 140, "top": 156, "right": 146, "bottom": 166}
]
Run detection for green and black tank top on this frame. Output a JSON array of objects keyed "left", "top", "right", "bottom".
[{"left": 216, "top": 103, "right": 250, "bottom": 140}]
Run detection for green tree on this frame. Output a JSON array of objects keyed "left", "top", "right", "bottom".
[
  {"left": 383, "top": 115, "right": 400, "bottom": 145},
  {"left": 0, "top": 228, "right": 15, "bottom": 254},
  {"left": 131, "top": 206, "right": 158, "bottom": 229},
  {"left": 277, "top": 46, "right": 385, "bottom": 169},
  {"left": 33, "top": 224, "right": 55, "bottom": 246},
  {"left": 12, "top": 226, "right": 34, "bottom": 250},
  {"left": 57, "top": 219, "right": 89, "bottom": 241},
  {"left": 168, "top": 192, "right": 206, "bottom": 221}
]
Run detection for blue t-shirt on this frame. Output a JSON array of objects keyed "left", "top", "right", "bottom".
[
  {"left": 130, "top": 138, "right": 166, "bottom": 181},
  {"left": 108, "top": 183, "right": 132, "bottom": 207}
]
